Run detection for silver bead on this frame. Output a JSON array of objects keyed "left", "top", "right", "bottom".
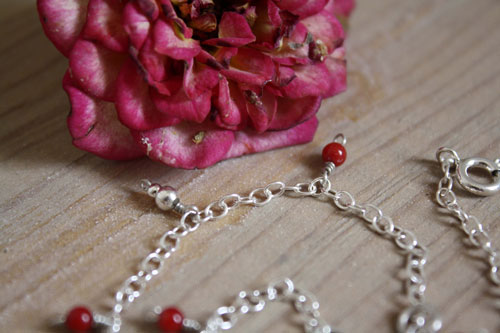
[
  {"left": 147, "top": 184, "right": 161, "bottom": 197},
  {"left": 140, "top": 179, "right": 152, "bottom": 192},
  {"left": 155, "top": 187, "right": 180, "bottom": 211}
]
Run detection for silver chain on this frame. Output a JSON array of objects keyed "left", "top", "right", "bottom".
[
  {"left": 435, "top": 148, "right": 500, "bottom": 286},
  {"left": 85, "top": 139, "right": 500, "bottom": 333}
]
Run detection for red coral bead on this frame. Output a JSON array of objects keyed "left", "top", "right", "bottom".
[
  {"left": 65, "top": 306, "right": 93, "bottom": 332},
  {"left": 158, "top": 307, "right": 184, "bottom": 332},
  {"left": 322, "top": 142, "right": 347, "bottom": 166}
]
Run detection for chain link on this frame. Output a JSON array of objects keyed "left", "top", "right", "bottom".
[
  {"left": 202, "top": 278, "right": 337, "bottom": 333},
  {"left": 106, "top": 162, "right": 438, "bottom": 332},
  {"left": 107, "top": 180, "right": 302, "bottom": 332},
  {"left": 436, "top": 149, "right": 500, "bottom": 287},
  {"left": 104, "top": 145, "right": 500, "bottom": 333}
]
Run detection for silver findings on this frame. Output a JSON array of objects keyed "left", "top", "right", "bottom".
[
  {"left": 436, "top": 148, "right": 500, "bottom": 287},
  {"left": 456, "top": 157, "right": 500, "bottom": 196},
  {"left": 106, "top": 135, "right": 443, "bottom": 332},
  {"left": 397, "top": 304, "right": 442, "bottom": 333},
  {"left": 202, "top": 278, "right": 336, "bottom": 333}
]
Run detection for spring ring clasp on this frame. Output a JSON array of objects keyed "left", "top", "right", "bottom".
[{"left": 456, "top": 156, "right": 500, "bottom": 196}]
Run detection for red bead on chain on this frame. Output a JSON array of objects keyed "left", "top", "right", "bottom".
[
  {"left": 65, "top": 306, "right": 93, "bottom": 332},
  {"left": 158, "top": 307, "right": 184, "bottom": 332},
  {"left": 322, "top": 142, "right": 347, "bottom": 166}
]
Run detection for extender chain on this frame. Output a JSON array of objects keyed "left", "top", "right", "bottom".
[{"left": 61, "top": 135, "right": 500, "bottom": 333}]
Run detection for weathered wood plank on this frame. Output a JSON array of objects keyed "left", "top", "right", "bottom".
[{"left": 0, "top": 1, "right": 499, "bottom": 332}]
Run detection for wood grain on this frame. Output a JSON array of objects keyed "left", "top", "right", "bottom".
[{"left": 1, "top": 0, "right": 499, "bottom": 332}]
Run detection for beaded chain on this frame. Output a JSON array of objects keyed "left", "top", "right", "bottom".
[{"left": 56, "top": 134, "right": 500, "bottom": 333}]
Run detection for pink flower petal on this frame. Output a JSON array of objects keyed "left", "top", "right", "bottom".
[
  {"left": 37, "top": 0, "right": 89, "bottom": 56},
  {"left": 204, "top": 12, "right": 256, "bottom": 47},
  {"left": 115, "top": 59, "right": 180, "bottom": 131},
  {"left": 123, "top": 2, "right": 151, "bottom": 50},
  {"left": 82, "top": 0, "right": 128, "bottom": 52},
  {"left": 269, "top": 95, "right": 321, "bottom": 130},
  {"left": 302, "top": 10, "right": 344, "bottom": 53},
  {"left": 244, "top": 87, "right": 277, "bottom": 133},
  {"left": 225, "top": 116, "right": 318, "bottom": 159},
  {"left": 132, "top": 122, "right": 235, "bottom": 169},
  {"left": 158, "top": 0, "right": 194, "bottom": 38},
  {"left": 221, "top": 48, "right": 275, "bottom": 86},
  {"left": 151, "top": 88, "right": 212, "bottom": 123},
  {"left": 214, "top": 77, "right": 247, "bottom": 130},
  {"left": 136, "top": 0, "right": 159, "bottom": 20},
  {"left": 326, "top": 0, "right": 356, "bottom": 17},
  {"left": 63, "top": 72, "right": 144, "bottom": 160},
  {"left": 323, "top": 49, "right": 347, "bottom": 97},
  {"left": 195, "top": 49, "right": 225, "bottom": 70},
  {"left": 213, "top": 47, "right": 238, "bottom": 68},
  {"left": 183, "top": 59, "right": 220, "bottom": 99},
  {"left": 138, "top": 36, "right": 168, "bottom": 82},
  {"left": 280, "top": 62, "right": 331, "bottom": 98},
  {"left": 129, "top": 43, "right": 182, "bottom": 96},
  {"left": 269, "top": 22, "right": 311, "bottom": 65},
  {"left": 153, "top": 20, "right": 201, "bottom": 60},
  {"left": 276, "top": 0, "right": 328, "bottom": 18},
  {"left": 251, "top": 0, "right": 282, "bottom": 49},
  {"left": 69, "top": 39, "right": 126, "bottom": 101}
]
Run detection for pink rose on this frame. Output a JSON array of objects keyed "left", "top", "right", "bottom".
[{"left": 37, "top": 0, "right": 353, "bottom": 169}]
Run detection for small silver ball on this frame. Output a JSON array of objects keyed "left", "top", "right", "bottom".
[
  {"left": 140, "top": 179, "right": 152, "bottom": 192},
  {"left": 147, "top": 184, "right": 161, "bottom": 197},
  {"left": 155, "top": 187, "right": 179, "bottom": 211}
]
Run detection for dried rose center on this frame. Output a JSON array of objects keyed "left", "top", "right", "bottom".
[{"left": 172, "top": 0, "right": 252, "bottom": 40}]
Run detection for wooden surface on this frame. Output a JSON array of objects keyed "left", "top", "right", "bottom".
[{"left": 1, "top": 0, "right": 499, "bottom": 332}]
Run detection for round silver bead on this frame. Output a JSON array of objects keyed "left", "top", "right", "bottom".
[{"left": 155, "top": 187, "right": 179, "bottom": 211}]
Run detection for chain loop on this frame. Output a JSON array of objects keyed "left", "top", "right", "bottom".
[
  {"left": 435, "top": 147, "right": 500, "bottom": 293},
  {"left": 107, "top": 146, "right": 500, "bottom": 333}
]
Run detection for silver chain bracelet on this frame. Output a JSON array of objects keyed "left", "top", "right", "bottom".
[{"left": 57, "top": 135, "right": 500, "bottom": 333}]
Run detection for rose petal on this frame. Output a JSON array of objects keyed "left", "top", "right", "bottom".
[
  {"left": 189, "top": 14, "right": 217, "bottom": 33},
  {"left": 280, "top": 62, "right": 331, "bottom": 98},
  {"left": 153, "top": 20, "right": 201, "bottom": 60},
  {"left": 204, "top": 12, "right": 256, "bottom": 47},
  {"left": 136, "top": 0, "right": 159, "bottom": 20},
  {"left": 225, "top": 116, "right": 318, "bottom": 159},
  {"left": 158, "top": 0, "right": 194, "bottom": 38},
  {"left": 214, "top": 76, "right": 247, "bottom": 129},
  {"left": 213, "top": 47, "right": 238, "bottom": 68},
  {"left": 276, "top": 0, "right": 328, "bottom": 18},
  {"left": 37, "top": 0, "right": 89, "bottom": 56},
  {"left": 221, "top": 48, "right": 275, "bottom": 86},
  {"left": 123, "top": 2, "right": 151, "bottom": 50},
  {"left": 151, "top": 88, "right": 212, "bottom": 123},
  {"left": 183, "top": 59, "right": 220, "bottom": 99},
  {"left": 63, "top": 71, "right": 144, "bottom": 160},
  {"left": 82, "top": 0, "right": 128, "bottom": 52},
  {"left": 269, "top": 95, "right": 321, "bottom": 130},
  {"left": 326, "top": 0, "right": 356, "bottom": 17},
  {"left": 323, "top": 49, "right": 347, "bottom": 97},
  {"left": 269, "top": 22, "right": 311, "bottom": 65},
  {"left": 302, "top": 10, "right": 344, "bottom": 52},
  {"left": 115, "top": 59, "right": 180, "bottom": 131},
  {"left": 251, "top": 0, "right": 282, "bottom": 49},
  {"left": 244, "top": 87, "right": 277, "bottom": 133},
  {"left": 139, "top": 36, "right": 168, "bottom": 82},
  {"left": 69, "top": 39, "right": 126, "bottom": 101},
  {"left": 133, "top": 122, "right": 235, "bottom": 169},
  {"left": 129, "top": 42, "right": 181, "bottom": 96},
  {"left": 195, "top": 49, "right": 224, "bottom": 70}
]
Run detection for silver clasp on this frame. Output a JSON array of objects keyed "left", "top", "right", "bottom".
[{"left": 456, "top": 157, "right": 500, "bottom": 196}]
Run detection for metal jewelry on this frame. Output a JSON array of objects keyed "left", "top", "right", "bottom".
[{"left": 57, "top": 135, "right": 500, "bottom": 333}]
